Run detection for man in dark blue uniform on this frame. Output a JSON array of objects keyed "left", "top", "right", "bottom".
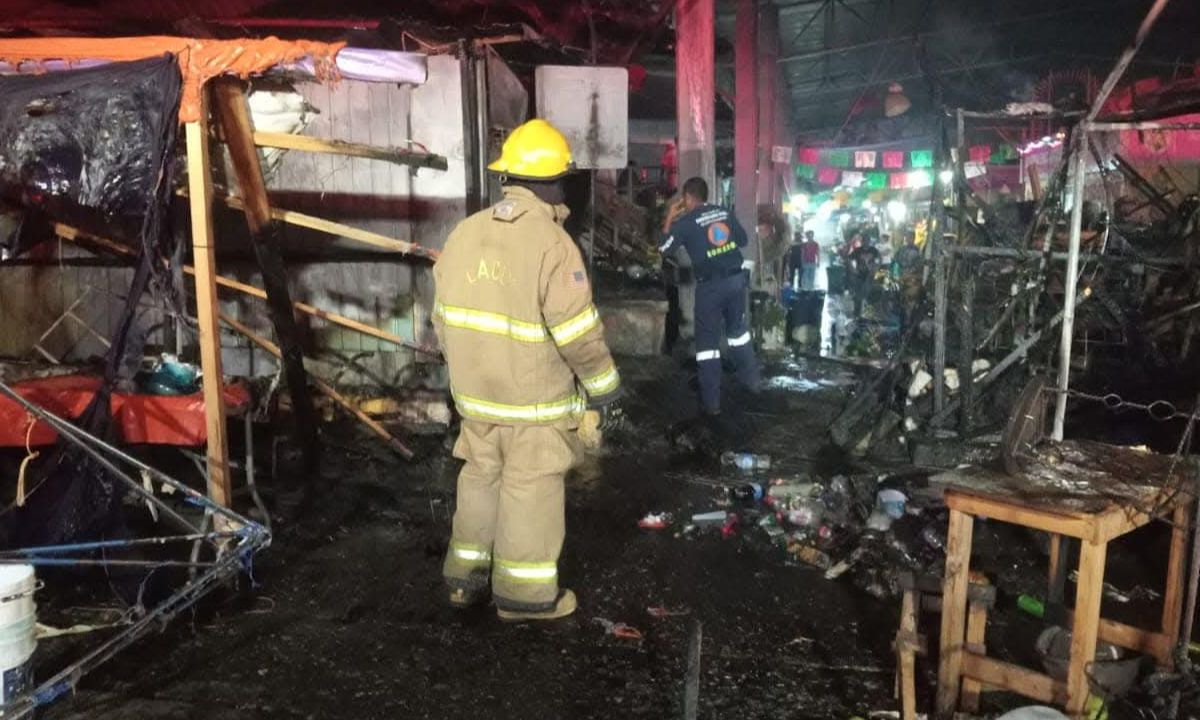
[{"left": 660, "top": 177, "right": 761, "bottom": 417}]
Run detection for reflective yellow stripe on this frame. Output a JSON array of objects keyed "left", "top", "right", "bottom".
[
  {"left": 582, "top": 365, "right": 620, "bottom": 396},
  {"left": 549, "top": 305, "right": 601, "bottom": 346},
  {"left": 450, "top": 541, "right": 491, "bottom": 565},
  {"left": 435, "top": 302, "right": 547, "bottom": 343},
  {"left": 453, "top": 391, "right": 584, "bottom": 423},
  {"left": 496, "top": 559, "right": 558, "bottom": 584}
]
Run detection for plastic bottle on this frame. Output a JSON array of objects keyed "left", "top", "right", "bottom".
[
  {"left": 721, "top": 452, "right": 772, "bottom": 471},
  {"left": 767, "top": 482, "right": 818, "bottom": 501},
  {"left": 786, "top": 500, "right": 821, "bottom": 527},
  {"left": 1017, "top": 594, "right": 1045, "bottom": 618},
  {"left": 921, "top": 525, "right": 946, "bottom": 551},
  {"left": 729, "top": 483, "right": 765, "bottom": 503}
]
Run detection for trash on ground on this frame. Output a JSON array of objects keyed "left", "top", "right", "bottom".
[
  {"left": 721, "top": 451, "right": 772, "bottom": 471},
  {"left": 1067, "top": 570, "right": 1161, "bottom": 603},
  {"left": 691, "top": 510, "right": 727, "bottom": 526},
  {"left": 592, "top": 618, "right": 645, "bottom": 641},
  {"left": 637, "top": 512, "right": 673, "bottom": 530},
  {"left": 646, "top": 606, "right": 690, "bottom": 619}
]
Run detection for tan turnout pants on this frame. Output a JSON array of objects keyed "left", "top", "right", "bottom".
[{"left": 443, "top": 421, "right": 581, "bottom": 611}]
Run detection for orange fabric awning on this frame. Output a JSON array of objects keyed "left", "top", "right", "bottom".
[{"left": 0, "top": 36, "right": 346, "bottom": 122}]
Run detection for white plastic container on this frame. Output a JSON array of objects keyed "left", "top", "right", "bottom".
[{"left": 0, "top": 564, "right": 37, "bottom": 706}]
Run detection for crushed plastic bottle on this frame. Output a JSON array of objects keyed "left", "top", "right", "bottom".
[
  {"left": 921, "top": 525, "right": 946, "bottom": 551},
  {"left": 767, "top": 482, "right": 819, "bottom": 502},
  {"left": 721, "top": 452, "right": 772, "bottom": 472},
  {"left": 785, "top": 500, "right": 822, "bottom": 527},
  {"left": 729, "top": 483, "right": 766, "bottom": 503}
]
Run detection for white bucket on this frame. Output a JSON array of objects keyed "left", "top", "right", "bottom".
[
  {"left": 0, "top": 566, "right": 36, "bottom": 626},
  {"left": 0, "top": 565, "right": 36, "bottom": 706}
]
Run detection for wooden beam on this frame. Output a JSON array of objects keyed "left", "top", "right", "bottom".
[
  {"left": 184, "top": 111, "right": 232, "bottom": 507},
  {"left": 219, "top": 312, "right": 414, "bottom": 459},
  {"left": 945, "top": 491, "right": 1092, "bottom": 540},
  {"left": 52, "top": 224, "right": 440, "bottom": 359},
  {"left": 250, "top": 130, "right": 449, "bottom": 171},
  {"left": 217, "top": 193, "right": 438, "bottom": 260},
  {"left": 937, "top": 508, "right": 974, "bottom": 716},
  {"left": 213, "top": 78, "right": 320, "bottom": 473},
  {"left": 961, "top": 653, "right": 1067, "bottom": 706}
]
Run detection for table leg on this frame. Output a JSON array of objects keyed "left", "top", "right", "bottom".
[
  {"left": 1048, "top": 533, "right": 1062, "bottom": 595},
  {"left": 1066, "top": 539, "right": 1107, "bottom": 717},
  {"left": 897, "top": 589, "right": 918, "bottom": 720},
  {"left": 961, "top": 586, "right": 990, "bottom": 712},
  {"left": 936, "top": 509, "right": 974, "bottom": 717},
  {"left": 1162, "top": 502, "right": 1191, "bottom": 667}
]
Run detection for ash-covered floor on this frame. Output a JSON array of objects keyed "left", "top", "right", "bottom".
[{"left": 38, "top": 353, "right": 1180, "bottom": 720}]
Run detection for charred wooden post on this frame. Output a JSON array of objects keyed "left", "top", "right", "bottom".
[{"left": 211, "top": 78, "right": 320, "bottom": 473}]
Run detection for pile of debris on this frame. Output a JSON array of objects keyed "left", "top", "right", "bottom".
[
  {"left": 582, "top": 180, "right": 658, "bottom": 271},
  {"left": 644, "top": 454, "right": 949, "bottom": 600}
]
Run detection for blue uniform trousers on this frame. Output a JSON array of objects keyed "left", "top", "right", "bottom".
[{"left": 694, "top": 271, "right": 760, "bottom": 413}]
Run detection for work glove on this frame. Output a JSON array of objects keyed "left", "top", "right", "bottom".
[{"left": 596, "top": 401, "right": 625, "bottom": 433}]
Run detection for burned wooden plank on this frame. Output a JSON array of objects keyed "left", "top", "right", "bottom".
[{"left": 212, "top": 78, "right": 320, "bottom": 474}]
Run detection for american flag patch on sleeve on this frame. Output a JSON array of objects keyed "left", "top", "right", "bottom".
[{"left": 565, "top": 270, "right": 588, "bottom": 289}]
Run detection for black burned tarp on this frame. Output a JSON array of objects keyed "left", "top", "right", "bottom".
[
  {"left": 0, "top": 55, "right": 182, "bottom": 276},
  {"left": 0, "top": 55, "right": 183, "bottom": 549}
]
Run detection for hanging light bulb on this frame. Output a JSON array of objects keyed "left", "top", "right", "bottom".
[{"left": 884, "top": 83, "right": 911, "bottom": 118}]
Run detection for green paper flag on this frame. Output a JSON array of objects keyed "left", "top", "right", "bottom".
[
  {"left": 796, "top": 163, "right": 816, "bottom": 180},
  {"left": 827, "top": 150, "right": 852, "bottom": 167},
  {"left": 866, "top": 172, "right": 887, "bottom": 190},
  {"left": 910, "top": 150, "right": 933, "bottom": 169}
]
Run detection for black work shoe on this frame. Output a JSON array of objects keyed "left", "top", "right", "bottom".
[{"left": 497, "top": 590, "right": 577, "bottom": 622}]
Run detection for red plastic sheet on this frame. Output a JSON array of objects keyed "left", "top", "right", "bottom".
[{"left": 0, "top": 375, "right": 250, "bottom": 448}]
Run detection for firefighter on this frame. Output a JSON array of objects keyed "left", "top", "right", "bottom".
[
  {"left": 435, "top": 119, "right": 622, "bottom": 622},
  {"left": 660, "top": 177, "right": 760, "bottom": 418}
]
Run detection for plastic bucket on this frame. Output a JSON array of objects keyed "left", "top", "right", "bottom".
[
  {"left": 0, "top": 633, "right": 35, "bottom": 706},
  {"left": 0, "top": 566, "right": 35, "bottom": 627},
  {"left": 0, "top": 565, "right": 37, "bottom": 707}
]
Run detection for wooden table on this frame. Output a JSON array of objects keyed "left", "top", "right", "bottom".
[{"left": 933, "top": 440, "right": 1195, "bottom": 718}]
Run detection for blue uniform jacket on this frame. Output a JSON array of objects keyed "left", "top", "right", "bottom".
[{"left": 659, "top": 204, "right": 748, "bottom": 282}]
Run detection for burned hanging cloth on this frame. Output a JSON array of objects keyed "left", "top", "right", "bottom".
[
  {"left": 0, "top": 54, "right": 183, "bottom": 303},
  {"left": 2, "top": 56, "right": 183, "bottom": 551}
]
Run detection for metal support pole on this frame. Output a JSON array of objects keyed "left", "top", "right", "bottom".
[
  {"left": 958, "top": 271, "right": 976, "bottom": 435},
  {"left": 675, "top": 0, "right": 717, "bottom": 192},
  {"left": 953, "top": 110, "right": 972, "bottom": 433},
  {"left": 734, "top": 0, "right": 759, "bottom": 273},
  {"left": 1085, "top": 0, "right": 1173, "bottom": 124},
  {"left": 932, "top": 240, "right": 948, "bottom": 425},
  {"left": 1052, "top": 137, "right": 1088, "bottom": 441}
]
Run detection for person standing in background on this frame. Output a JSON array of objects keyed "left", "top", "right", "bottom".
[{"left": 799, "top": 230, "right": 820, "bottom": 291}]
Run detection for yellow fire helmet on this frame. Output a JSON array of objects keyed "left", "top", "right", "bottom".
[{"left": 488, "top": 118, "right": 574, "bottom": 180}]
